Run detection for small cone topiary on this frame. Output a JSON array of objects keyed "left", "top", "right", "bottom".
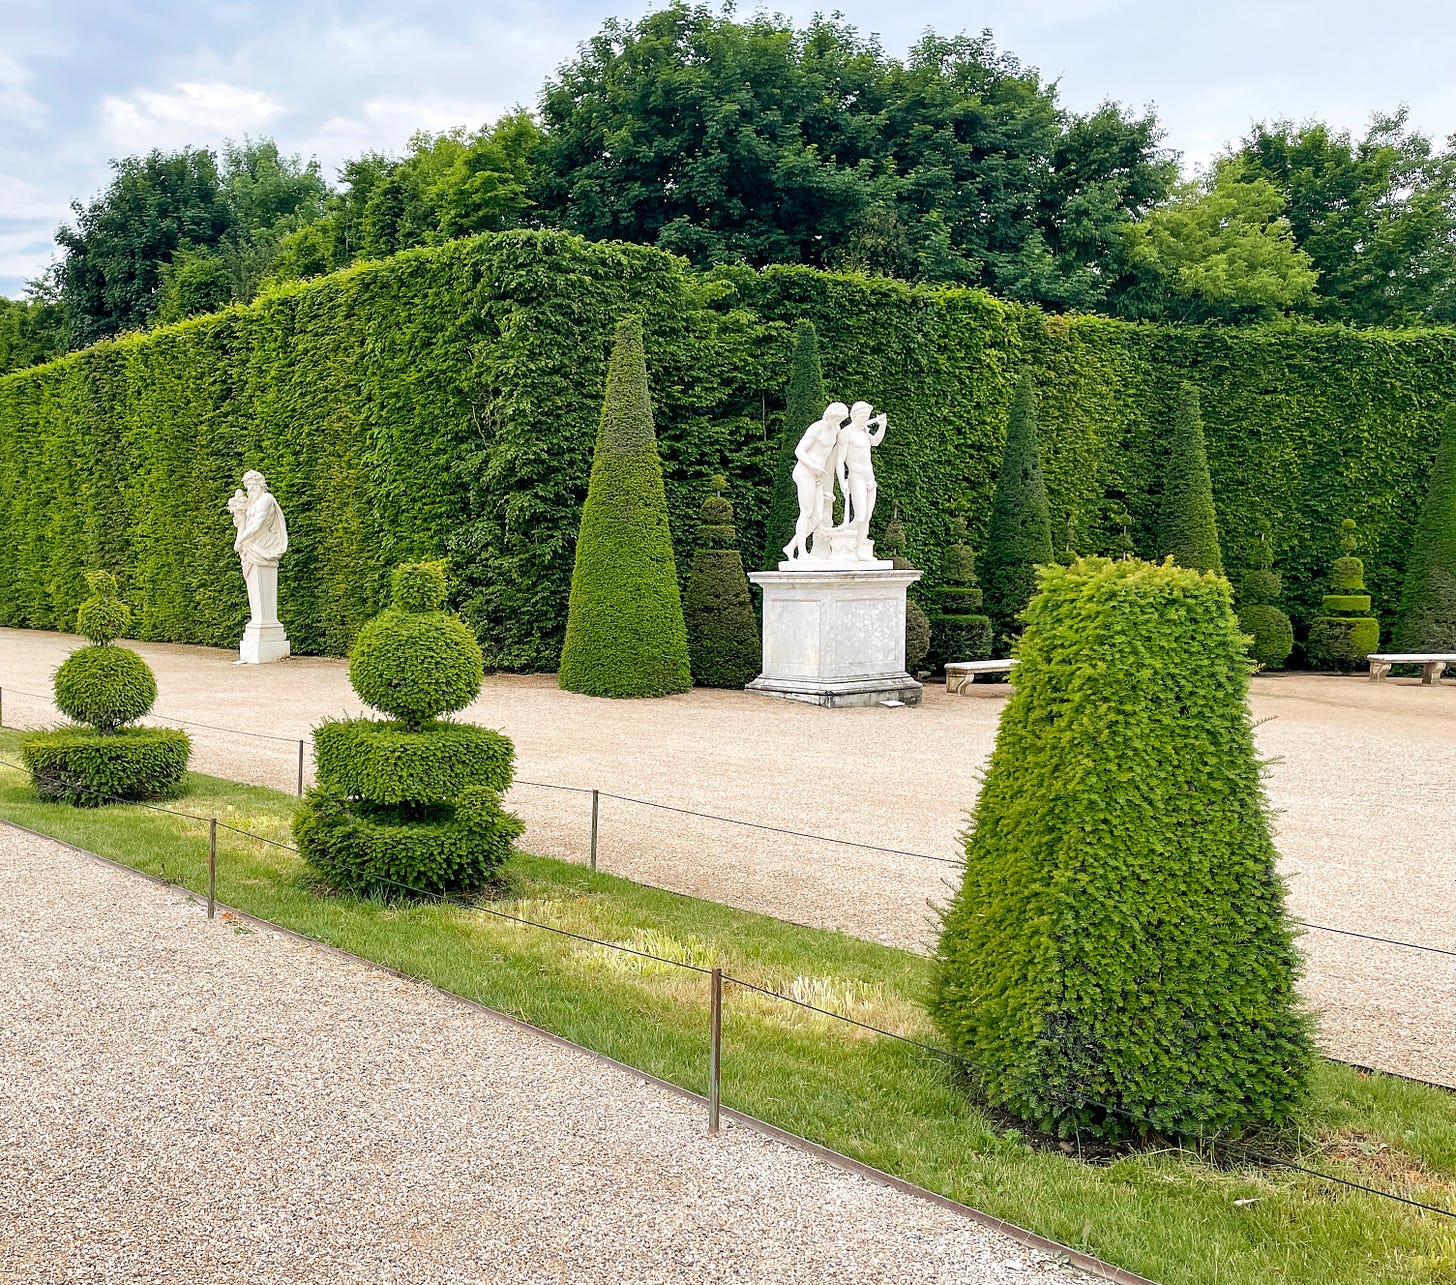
[
  {"left": 1156, "top": 384, "right": 1223, "bottom": 574},
  {"left": 763, "top": 321, "right": 828, "bottom": 569},
  {"left": 1392, "top": 406, "right": 1456, "bottom": 652},
  {"left": 880, "top": 504, "right": 930, "bottom": 673},
  {"left": 683, "top": 477, "right": 762, "bottom": 688},
  {"left": 931, "top": 557, "right": 1311, "bottom": 1140},
  {"left": 21, "top": 571, "right": 190, "bottom": 804},
  {"left": 1307, "top": 520, "right": 1380, "bottom": 670},
  {"left": 1236, "top": 519, "right": 1294, "bottom": 670},
  {"left": 296, "top": 561, "right": 523, "bottom": 897},
  {"left": 982, "top": 373, "right": 1053, "bottom": 644},
  {"left": 559, "top": 316, "right": 692, "bottom": 698},
  {"left": 931, "top": 517, "right": 993, "bottom": 667}
]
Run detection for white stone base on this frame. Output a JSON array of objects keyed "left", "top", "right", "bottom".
[
  {"left": 777, "top": 554, "right": 893, "bottom": 572},
  {"left": 237, "top": 622, "right": 290, "bottom": 665},
  {"left": 746, "top": 569, "right": 923, "bottom": 708}
]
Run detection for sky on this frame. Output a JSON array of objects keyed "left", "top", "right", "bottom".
[{"left": 4, "top": 0, "right": 1456, "bottom": 298}]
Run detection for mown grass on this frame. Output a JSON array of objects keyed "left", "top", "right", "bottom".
[{"left": 1, "top": 734, "right": 1454, "bottom": 1284}]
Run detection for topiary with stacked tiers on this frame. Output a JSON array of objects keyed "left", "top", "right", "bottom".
[
  {"left": 295, "top": 561, "right": 523, "bottom": 898},
  {"left": 1306, "top": 519, "right": 1380, "bottom": 670}
]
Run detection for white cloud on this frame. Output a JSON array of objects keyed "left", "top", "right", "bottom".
[
  {"left": 309, "top": 95, "right": 507, "bottom": 166},
  {"left": 101, "top": 81, "right": 284, "bottom": 152},
  {"left": 0, "top": 51, "right": 44, "bottom": 123}
]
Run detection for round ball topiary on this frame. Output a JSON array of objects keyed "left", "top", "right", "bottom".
[
  {"left": 350, "top": 610, "right": 483, "bottom": 727},
  {"left": 1238, "top": 603, "right": 1295, "bottom": 670},
  {"left": 54, "top": 644, "right": 157, "bottom": 730}
]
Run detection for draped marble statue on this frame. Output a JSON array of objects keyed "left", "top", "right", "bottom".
[{"left": 230, "top": 470, "right": 291, "bottom": 663}]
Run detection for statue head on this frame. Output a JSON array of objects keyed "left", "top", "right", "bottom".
[
  {"left": 825, "top": 401, "right": 849, "bottom": 425},
  {"left": 850, "top": 400, "right": 873, "bottom": 423},
  {"left": 242, "top": 470, "right": 268, "bottom": 496}
]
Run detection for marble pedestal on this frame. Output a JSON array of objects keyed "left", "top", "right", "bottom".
[
  {"left": 238, "top": 621, "right": 290, "bottom": 665},
  {"left": 746, "top": 569, "right": 923, "bottom": 708}
]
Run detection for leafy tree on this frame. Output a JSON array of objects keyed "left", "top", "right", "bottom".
[
  {"left": 1392, "top": 407, "right": 1456, "bottom": 651},
  {"left": 931, "top": 557, "right": 1312, "bottom": 1140},
  {"left": 1156, "top": 384, "right": 1223, "bottom": 574},
  {"left": 981, "top": 374, "right": 1053, "bottom": 642},
  {"left": 0, "top": 270, "right": 68, "bottom": 373},
  {"left": 1116, "top": 159, "right": 1317, "bottom": 323},
  {"left": 763, "top": 321, "right": 827, "bottom": 568},
  {"left": 683, "top": 478, "right": 761, "bottom": 687},
  {"left": 559, "top": 317, "right": 692, "bottom": 697}
]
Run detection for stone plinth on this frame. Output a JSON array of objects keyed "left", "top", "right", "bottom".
[
  {"left": 746, "top": 569, "right": 923, "bottom": 708},
  {"left": 239, "top": 621, "right": 290, "bottom": 665}
]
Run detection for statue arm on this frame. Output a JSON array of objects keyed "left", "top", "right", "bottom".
[{"left": 868, "top": 414, "right": 888, "bottom": 447}]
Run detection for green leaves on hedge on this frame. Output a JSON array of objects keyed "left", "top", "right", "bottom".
[
  {"left": 21, "top": 724, "right": 191, "bottom": 805},
  {"left": 1157, "top": 384, "right": 1223, "bottom": 574},
  {"left": 763, "top": 320, "right": 826, "bottom": 569},
  {"left": 559, "top": 316, "right": 692, "bottom": 698},
  {"left": 981, "top": 373, "right": 1053, "bottom": 644},
  {"left": 1392, "top": 405, "right": 1456, "bottom": 651},
  {"left": 931, "top": 557, "right": 1312, "bottom": 1140}
]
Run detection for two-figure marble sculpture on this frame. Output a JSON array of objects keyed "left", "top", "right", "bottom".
[
  {"left": 229, "top": 470, "right": 290, "bottom": 664},
  {"left": 782, "top": 400, "right": 889, "bottom": 569}
]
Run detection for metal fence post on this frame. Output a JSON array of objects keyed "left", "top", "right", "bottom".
[
  {"left": 589, "top": 788, "right": 600, "bottom": 871},
  {"left": 708, "top": 967, "right": 722, "bottom": 1135},
  {"left": 207, "top": 818, "right": 217, "bottom": 919},
  {"left": 297, "top": 739, "right": 305, "bottom": 796}
]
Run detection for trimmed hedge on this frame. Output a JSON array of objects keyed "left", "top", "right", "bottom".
[
  {"left": 930, "top": 557, "right": 1312, "bottom": 1140},
  {"left": 1156, "top": 384, "right": 1223, "bottom": 574},
  {"left": 312, "top": 719, "right": 514, "bottom": 807},
  {"left": 762, "top": 320, "right": 827, "bottom": 569},
  {"left": 683, "top": 480, "right": 761, "bottom": 688},
  {"left": 981, "top": 373, "right": 1053, "bottom": 643},
  {"left": 1392, "top": 405, "right": 1456, "bottom": 652},
  {"left": 21, "top": 725, "right": 190, "bottom": 805},
  {"left": 558, "top": 316, "right": 692, "bottom": 698},
  {"left": 5, "top": 229, "right": 1456, "bottom": 669}
]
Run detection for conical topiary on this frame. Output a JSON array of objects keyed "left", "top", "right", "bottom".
[
  {"left": 1157, "top": 384, "right": 1223, "bottom": 574},
  {"left": 559, "top": 317, "right": 692, "bottom": 698},
  {"left": 21, "top": 570, "right": 190, "bottom": 804},
  {"left": 930, "top": 557, "right": 1311, "bottom": 1140},
  {"left": 931, "top": 517, "right": 992, "bottom": 668},
  {"left": 1392, "top": 406, "right": 1456, "bottom": 652},
  {"left": 880, "top": 504, "right": 931, "bottom": 673},
  {"left": 683, "top": 477, "right": 762, "bottom": 688},
  {"left": 1236, "top": 519, "right": 1294, "bottom": 670},
  {"left": 1307, "top": 520, "right": 1380, "bottom": 670},
  {"left": 296, "top": 560, "right": 523, "bottom": 898},
  {"left": 982, "top": 373, "right": 1053, "bottom": 644},
  {"left": 763, "top": 321, "right": 827, "bottom": 569}
]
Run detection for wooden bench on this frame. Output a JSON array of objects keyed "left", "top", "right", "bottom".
[
  {"left": 1367, "top": 653, "right": 1456, "bottom": 684},
  {"left": 946, "top": 659, "right": 1017, "bottom": 694}
]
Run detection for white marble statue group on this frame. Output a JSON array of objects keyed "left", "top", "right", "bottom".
[{"left": 782, "top": 400, "right": 889, "bottom": 569}]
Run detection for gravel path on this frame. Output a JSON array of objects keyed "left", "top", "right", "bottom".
[
  {"left": 2, "top": 627, "right": 1453, "bottom": 1089},
  {"left": 0, "top": 825, "right": 1093, "bottom": 1285}
]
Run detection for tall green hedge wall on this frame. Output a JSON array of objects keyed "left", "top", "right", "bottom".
[{"left": 3, "top": 229, "right": 1453, "bottom": 669}]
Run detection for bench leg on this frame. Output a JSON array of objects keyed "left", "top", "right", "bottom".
[
  {"left": 1423, "top": 661, "right": 1447, "bottom": 685},
  {"left": 1369, "top": 662, "right": 1391, "bottom": 682},
  {"left": 946, "top": 674, "right": 973, "bottom": 695}
]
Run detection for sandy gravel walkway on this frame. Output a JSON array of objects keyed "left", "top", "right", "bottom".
[
  {"left": 2, "top": 627, "right": 1453, "bottom": 1088},
  {"left": 0, "top": 826, "right": 1092, "bottom": 1285}
]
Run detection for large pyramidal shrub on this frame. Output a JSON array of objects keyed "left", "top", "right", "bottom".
[
  {"left": 295, "top": 561, "right": 523, "bottom": 897},
  {"left": 1392, "top": 406, "right": 1456, "bottom": 652},
  {"left": 1156, "top": 384, "right": 1223, "bottom": 573},
  {"left": 981, "top": 373, "right": 1053, "bottom": 645},
  {"left": 21, "top": 571, "right": 190, "bottom": 804},
  {"left": 559, "top": 316, "right": 692, "bottom": 697},
  {"left": 1306, "top": 519, "right": 1380, "bottom": 670},
  {"left": 683, "top": 477, "right": 761, "bottom": 687},
  {"left": 1236, "top": 519, "right": 1294, "bottom": 670},
  {"left": 763, "top": 321, "right": 827, "bottom": 568},
  {"left": 931, "top": 557, "right": 1311, "bottom": 1139}
]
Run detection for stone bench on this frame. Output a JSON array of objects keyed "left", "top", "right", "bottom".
[
  {"left": 1367, "top": 653, "right": 1456, "bottom": 684},
  {"left": 946, "top": 659, "right": 1017, "bottom": 694}
]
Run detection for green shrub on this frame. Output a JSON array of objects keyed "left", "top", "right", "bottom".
[
  {"left": 762, "top": 320, "right": 827, "bottom": 569},
  {"left": 74, "top": 571, "right": 132, "bottom": 644},
  {"left": 313, "top": 719, "right": 515, "bottom": 806},
  {"left": 390, "top": 560, "right": 449, "bottom": 613},
  {"left": 981, "top": 373, "right": 1053, "bottom": 643},
  {"left": 558, "top": 316, "right": 692, "bottom": 698},
  {"left": 1307, "top": 520, "right": 1381, "bottom": 670},
  {"left": 1236, "top": 520, "right": 1293, "bottom": 670},
  {"left": 53, "top": 644, "right": 157, "bottom": 731},
  {"left": 683, "top": 479, "right": 761, "bottom": 688},
  {"left": 932, "top": 518, "right": 994, "bottom": 667},
  {"left": 21, "top": 725, "right": 190, "bottom": 805},
  {"left": 1392, "top": 405, "right": 1456, "bottom": 651},
  {"left": 931, "top": 557, "right": 1311, "bottom": 1140},
  {"left": 881, "top": 506, "right": 931, "bottom": 672},
  {"left": 1157, "top": 384, "right": 1223, "bottom": 573}
]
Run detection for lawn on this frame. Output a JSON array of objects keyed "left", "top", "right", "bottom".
[{"left": 2, "top": 731, "right": 1454, "bottom": 1284}]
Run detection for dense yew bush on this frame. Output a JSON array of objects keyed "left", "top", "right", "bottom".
[
  {"left": 762, "top": 320, "right": 827, "bottom": 568},
  {"left": 296, "top": 561, "right": 521, "bottom": 897},
  {"left": 932, "top": 519, "right": 994, "bottom": 666},
  {"left": 880, "top": 508, "right": 930, "bottom": 672},
  {"left": 1156, "top": 385, "right": 1223, "bottom": 573},
  {"left": 1307, "top": 520, "right": 1381, "bottom": 669},
  {"left": 981, "top": 373, "right": 1053, "bottom": 644},
  {"left": 683, "top": 479, "right": 761, "bottom": 688},
  {"left": 559, "top": 316, "right": 692, "bottom": 697},
  {"left": 53, "top": 644, "right": 156, "bottom": 731},
  {"left": 931, "top": 557, "right": 1311, "bottom": 1140},
  {"left": 1237, "top": 520, "right": 1294, "bottom": 670},
  {"left": 1392, "top": 406, "right": 1456, "bottom": 652}
]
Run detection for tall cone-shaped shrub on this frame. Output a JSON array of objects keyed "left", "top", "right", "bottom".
[
  {"left": 1157, "top": 384, "right": 1223, "bottom": 573},
  {"left": 559, "top": 317, "right": 692, "bottom": 698},
  {"left": 1393, "top": 407, "right": 1456, "bottom": 651},
  {"left": 931, "top": 557, "right": 1311, "bottom": 1140},
  {"left": 683, "top": 478, "right": 761, "bottom": 688},
  {"left": 982, "top": 373, "right": 1053, "bottom": 644},
  {"left": 763, "top": 321, "right": 827, "bottom": 568}
]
